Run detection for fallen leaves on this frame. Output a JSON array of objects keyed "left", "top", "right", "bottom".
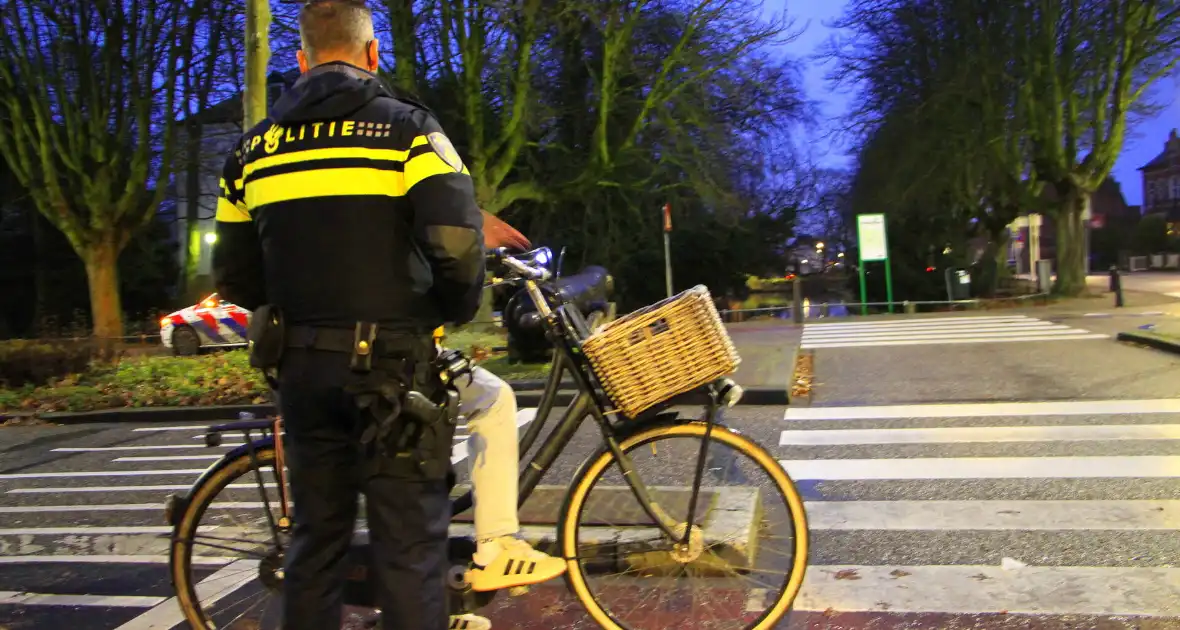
[
  {"left": 832, "top": 568, "right": 861, "bottom": 580},
  {"left": 790, "top": 350, "right": 814, "bottom": 399},
  {"left": 888, "top": 569, "right": 911, "bottom": 578}
]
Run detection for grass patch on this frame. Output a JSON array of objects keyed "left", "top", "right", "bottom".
[{"left": 0, "top": 341, "right": 550, "bottom": 414}]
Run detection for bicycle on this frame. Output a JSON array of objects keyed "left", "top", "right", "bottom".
[{"left": 164, "top": 247, "right": 809, "bottom": 630}]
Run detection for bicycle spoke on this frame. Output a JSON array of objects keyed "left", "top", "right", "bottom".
[{"left": 566, "top": 426, "right": 807, "bottom": 630}]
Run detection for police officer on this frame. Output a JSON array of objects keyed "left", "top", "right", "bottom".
[{"left": 211, "top": 1, "right": 515, "bottom": 628}]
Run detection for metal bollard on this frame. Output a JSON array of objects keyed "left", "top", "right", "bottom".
[{"left": 1109, "top": 265, "right": 1124, "bottom": 308}]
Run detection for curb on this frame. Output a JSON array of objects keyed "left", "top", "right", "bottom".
[
  {"left": 2, "top": 382, "right": 788, "bottom": 425},
  {"left": 1116, "top": 331, "right": 1180, "bottom": 356}
]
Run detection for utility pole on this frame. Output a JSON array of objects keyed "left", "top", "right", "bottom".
[{"left": 662, "top": 203, "right": 673, "bottom": 298}]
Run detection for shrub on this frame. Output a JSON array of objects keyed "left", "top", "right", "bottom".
[{"left": 0, "top": 339, "right": 94, "bottom": 388}]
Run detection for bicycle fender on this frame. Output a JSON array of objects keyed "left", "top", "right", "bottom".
[{"left": 183, "top": 436, "right": 276, "bottom": 501}]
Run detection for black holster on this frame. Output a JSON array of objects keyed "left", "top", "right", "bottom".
[
  {"left": 346, "top": 346, "right": 463, "bottom": 481},
  {"left": 246, "top": 304, "right": 285, "bottom": 370}
]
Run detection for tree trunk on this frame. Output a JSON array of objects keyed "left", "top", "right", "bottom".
[
  {"left": 83, "top": 238, "right": 124, "bottom": 353},
  {"left": 244, "top": 0, "right": 271, "bottom": 130},
  {"left": 1053, "top": 186, "right": 1088, "bottom": 296},
  {"left": 30, "top": 206, "right": 49, "bottom": 335},
  {"left": 978, "top": 229, "right": 1009, "bottom": 298}
]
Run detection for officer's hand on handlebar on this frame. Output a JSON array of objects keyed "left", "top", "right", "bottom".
[{"left": 481, "top": 209, "right": 531, "bottom": 250}]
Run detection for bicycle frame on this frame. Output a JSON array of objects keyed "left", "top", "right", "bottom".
[
  {"left": 183, "top": 252, "right": 731, "bottom": 555},
  {"left": 498, "top": 272, "right": 729, "bottom": 546}
]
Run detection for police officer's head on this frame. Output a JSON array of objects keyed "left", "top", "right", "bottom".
[{"left": 296, "top": 0, "right": 379, "bottom": 74}]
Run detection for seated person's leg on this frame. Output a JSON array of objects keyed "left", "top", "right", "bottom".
[{"left": 454, "top": 364, "right": 566, "bottom": 591}]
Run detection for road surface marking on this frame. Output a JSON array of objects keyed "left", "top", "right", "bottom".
[
  {"left": 800, "top": 315, "right": 1104, "bottom": 349},
  {"left": 803, "top": 329, "right": 1089, "bottom": 343},
  {"left": 780, "top": 423, "right": 1180, "bottom": 445},
  {"left": 115, "top": 558, "right": 261, "bottom": 630},
  {"left": 785, "top": 399, "right": 1180, "bottom": 420},
  {"left": 8, "top": 483, "right": 277, "bottom": 494},
  {"left": 0, "top": 592, "right": 167, "bottom": 608},
  {"left": 0, "top": 502, "right": 267, "bottom": 514},
  {"left": 779, "top": 455, "right": 1180, "bottom": 480},
  {"left": 803, "top": 316, "right": 1033, "bottom": 329},
  {"left": 793, "top": 565, "right": 1180, "bottom": 616},
  {"left": 801, "top": 321, "right": 1065, "bottom": 335},
  {"left": 0, "top": 555, "right": 232, "bottom": 565},
  {"left": 132, "top": 426, "right": 211, "bottom": 432},
  {"left": 805, "top": 500, "right": 1180, "bottom": 530},
  {"left": 802, "top": 333, "right": 1108, "bottom": 348},
  {"left": 54, "top": 444, "right": 240, "bottom": 452},
  {"left": 113, "top": 455, "right": 223, "bottom": 462},
  {"left": 0, "top": 526, "right": 176, "bottom": 535},
  {"left": 0, "top": 469, "right": 207, "bottom": 479}
]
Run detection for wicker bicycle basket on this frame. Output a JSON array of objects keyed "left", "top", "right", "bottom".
[{"left": 581, "top": 284, "right": 741, "bottom": 418}]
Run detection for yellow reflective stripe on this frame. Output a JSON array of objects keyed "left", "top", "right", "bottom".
[
  {"left": 216, "top": 197, "right": 251, "bottom": 223},
  {"left": 243, "top": 147, "right": 411, "bottom": 178},
  {"left": 235, "top": 177, "right": 245, "bottom": 191},
  {"left": 405, "top": 152, "right": 466, "bottom": 190},
  {"left": 245, "top": 167, "right": 406, "bottom": 207},
  {"left": 411, "top": 135, "right": 429, "bottom": 148}
]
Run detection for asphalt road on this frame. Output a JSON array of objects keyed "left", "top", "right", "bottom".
[
  {"left": 3, "top": 311, "right": 1180, "bottom": 629},
  {"left": 791, "top": 312, "right": 1180, "bottom": 629}
]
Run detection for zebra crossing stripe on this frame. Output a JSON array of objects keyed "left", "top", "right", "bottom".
[
  {"left": 804, "top": 499, "right": 1180, "bottom": 531},
  {"left": 0, "top": 592, "right": 166, "bottom": 608},
  {"left": 803, "top": 333, "right": 1107, "bottom": 349},
  {"left": 800, "top": 315, "right": 1105, "bottom": 349},
  {"left": 785, "top": 399, "right": 1180, "bottom": 420},
  {"left": 779, "top": 455, "right": 1180, "bottom": 480},
  {"left": 779, "top": 423, "right": 1180, "bottom": 445},
  {"left": 793, "top": 565, "right": 1180, "bottom": 616},
  {"left": 802, "top": 316, "right": 1031, "bottom": 329}
]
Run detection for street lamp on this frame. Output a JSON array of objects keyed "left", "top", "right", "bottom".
[
  {"left": 816, "top": 241, "right": 825, "bottom": 250},
  {"left": 837, "top": 252, "right": 845, "bottom": 258}
]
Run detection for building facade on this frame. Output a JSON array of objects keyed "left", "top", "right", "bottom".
[
  {"left": 1139, "top": 128, "right": 1180, "bottom": 231},
  {"left": 173, "top": 70, "right": 299, "bottom": 299}
]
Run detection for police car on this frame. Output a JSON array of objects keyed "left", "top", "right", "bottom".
[{"left": 160, "top": 293, "right": 252, "bottom": 356}]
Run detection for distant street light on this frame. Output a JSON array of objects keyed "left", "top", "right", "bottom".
[
  {"left": 837, "top": 252, "right": 845, "bottom": 258},
  {"left": 801, "top": 259, "right": 809, "bottom": 264},
  {"left": 816, "top": 241, "right": 825, "bottom": 250},
  {"left": 204, "top": 232, "right": 218, "bottom": 245}
]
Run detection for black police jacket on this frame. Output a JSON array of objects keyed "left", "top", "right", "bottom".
[{"left": 211, "top": 62, "right": 485, "bottom": 332}]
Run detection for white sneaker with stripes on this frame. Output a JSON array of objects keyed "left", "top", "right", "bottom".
[{"left": 449, "top": 613, "right": 491, "bottom": 630}]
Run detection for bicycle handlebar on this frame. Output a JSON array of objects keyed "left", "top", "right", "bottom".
[{"left": 486, "top": 247, "right": 552, "bottom": 284}]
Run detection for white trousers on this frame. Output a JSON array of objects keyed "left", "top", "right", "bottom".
[{"left": 452, "top": 365, "right": 521, "bottom": 540}]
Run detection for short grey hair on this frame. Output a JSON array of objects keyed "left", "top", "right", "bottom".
[{"left": 298, "top": 0, "right": 375, "bottom": 64}]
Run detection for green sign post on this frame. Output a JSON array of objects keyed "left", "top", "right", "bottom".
[{"left": 856, "top": 213, "right": 894, "bottom": 315}]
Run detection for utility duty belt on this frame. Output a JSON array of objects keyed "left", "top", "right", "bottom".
[{"left": 247, "top": 306, "right": 473, "bottom": 480}]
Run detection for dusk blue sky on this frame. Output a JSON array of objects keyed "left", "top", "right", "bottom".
[{"left": 770, "top": 0, "right": 1180, "bottom": 207}]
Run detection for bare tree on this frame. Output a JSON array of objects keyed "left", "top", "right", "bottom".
[{"left": 0, "top": 0, "right": 201, "bottom": 343}]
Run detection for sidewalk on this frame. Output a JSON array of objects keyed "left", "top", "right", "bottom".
[
  {"left": 1116, "top": 317, "right": 1180, "bottom": 357},
  {"left": 727, "top": 322, "right": 801, "bottom": 392}
]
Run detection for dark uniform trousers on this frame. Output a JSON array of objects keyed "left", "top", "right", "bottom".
[{"left": 276, "top": 347, "right": 450, "bottom": 630}]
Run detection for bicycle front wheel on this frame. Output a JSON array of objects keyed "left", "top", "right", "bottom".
[
  {"left": 560, "top": 420, "right": 809, "bottom": 630},
  {"left": 170, "top": 445, "right": 288, "bottom": 629}
]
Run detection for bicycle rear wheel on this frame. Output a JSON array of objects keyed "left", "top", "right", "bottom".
[
  {"left": 170, "top": 445, "right": 288, "bottom": 629},
  {"left": 559, "top": 420, "right": 808, "bottom": 630}
]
